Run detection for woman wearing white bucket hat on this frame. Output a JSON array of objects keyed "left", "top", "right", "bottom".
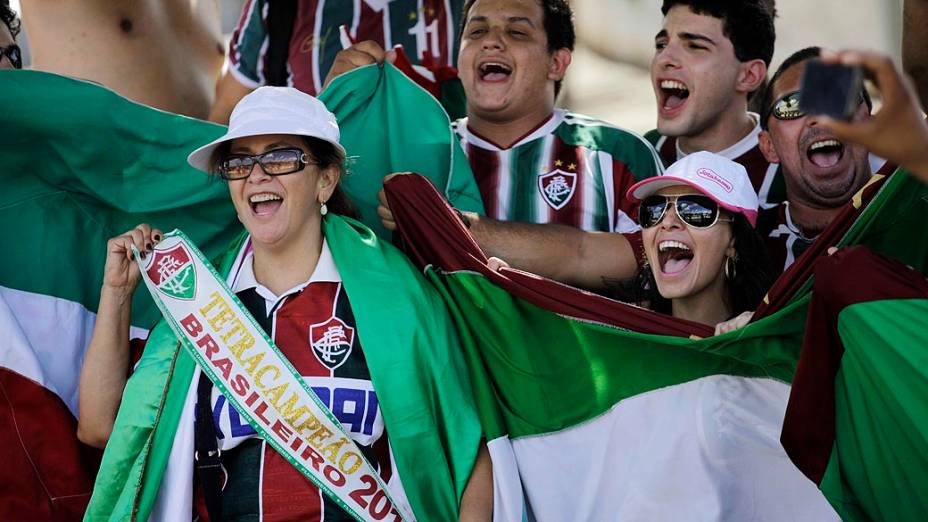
[
  {"left": 79, "top": 87, "right": 492, "bottom": 521},
  {"left": 625, "top": 151, "right": 774, "bottom": 334}
]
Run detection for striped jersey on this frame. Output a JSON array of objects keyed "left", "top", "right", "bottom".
[
  {"left": 228, "top": 0, "right": 462, "bottom": 96},
  {"left": 454, "top": 110, "right": 664, "bottom": 233},
  {"left": 199, "top": 239, "right": 409, "bottom": 521},
  {"left": 756, "top": 202, "right": 815, "bottom": 276},
  {"left": 644, "top": 113, "right": 786, "bottom": 210},
  {"left": 755, "top": 161, "right": 896, "bottom": 276}
]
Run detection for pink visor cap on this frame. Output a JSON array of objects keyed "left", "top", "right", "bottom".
[{"left": 626, "top": 151, "right": 759, "bottom": 226}]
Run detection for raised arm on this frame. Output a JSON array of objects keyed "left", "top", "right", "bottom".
[
  {"left": 458, "top": 442, "right": 493, "bottom": 521},
  {"left": 463, "top": 214, "right": 639, "bottom": 290},
  {"left": 208, "top": 72, "right": 254, "bottom": 124},
  {"left": 377, "top": 177, "right": 639, "bottom": 290},
  {"left": 77, "top": 224, "right": 161, "bottom": 448}
]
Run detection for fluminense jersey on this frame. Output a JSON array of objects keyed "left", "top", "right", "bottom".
[
  {"left": 454, "top": 110, "right": 664, "bottom": 233},
  {"left": 228, "top": 0, "right": 462, "bottom": 95},
  {"left": 756, "top": 202, "right": 816, "bottom": 276},
  {"left": 644, "top": 113, "right": 786, "bottom": 210},
  {"left": 201, "top": 239, "right": 408, "bottom": 521}
]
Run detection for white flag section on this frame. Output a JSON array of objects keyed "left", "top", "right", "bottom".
[
  {"left": 134, "top": 230, "right": 410, "bottom": 522},
  {"left": 491, "top": 375, "right": 838, "bottom": 521},
  {"left": 0, "top": 284, "right": 146, "bottom": 415}
]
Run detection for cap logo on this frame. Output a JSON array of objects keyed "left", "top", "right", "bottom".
[{"left": 696, "top": 168, "right": 733, "bottom": 193}]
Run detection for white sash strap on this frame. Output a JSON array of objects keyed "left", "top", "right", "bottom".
[{"left": 135, "top": 230, "right": 408, "bottom": 522}]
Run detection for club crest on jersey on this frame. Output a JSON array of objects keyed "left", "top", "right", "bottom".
[
  {"left": 147, "top": 243, "right": 196, "bottom": 300},
  {"left": 538, "top": 169, "right": 577, "bottom": 210},
  {"left": 309, "top": 316, "right": 355, "bottom": 370}
]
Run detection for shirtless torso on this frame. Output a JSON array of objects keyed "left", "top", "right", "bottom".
[{"left": 22, "top": 0, "right": 224, "bottom": 119}]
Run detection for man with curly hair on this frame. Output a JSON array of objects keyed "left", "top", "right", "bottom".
[{"left": 0, "top": 0, "right": 21, "bottom": 69}]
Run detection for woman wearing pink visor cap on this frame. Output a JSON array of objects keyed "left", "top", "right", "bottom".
[{"left": 626, "top": 150, "right": 773, "bottom": 334}]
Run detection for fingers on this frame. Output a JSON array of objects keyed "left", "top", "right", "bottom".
[
  {"left": 112, "top": 224, "right": 160, "bottom": 261},
  {"left": 376, "top": 189, "right": 397, "bottom": 231},
  {"left": 323, "top": 40, "right": 389, "bottom": 89},
  {"left": 487, "top": 257, "right": 511, "bottom": 272},
  {"left": 714, "top": 311, "right": 754, "bottom": 336},
  {"left": 816, "top": 115, "right": 868, "bottom": 143},
  {"left": 383, "top": 171, "right": 413, "bottom": 184},
  {"left": 351, "top": 40, "right": 389, "bottom": 63},
  {"left": 821, "top": 49, "right": 906, "bottom": 101}
]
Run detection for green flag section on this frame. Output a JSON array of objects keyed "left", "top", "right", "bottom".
[
  {"left": 84, "top": 216, "right": 481, "bottom": 521},
  {"left": 0, "top": 70, "right": 237, "bottom": 330},
  {"left": 781, "top": 246, "right": 928, "bottom": 522},
  {"left": 384, "top": 169, "right": 928, "bottom": 520},
  {"left": 0, "top": 70, "right": 237, "bottom": 520},
  {"left": 319, "top": 62, "right": 484, "bottom": 238},
  {"left": 826, "top": 299, "right": 928, "bottom": 521},
  {"left": 0, "top": 65, "right": 481, "bottom": 521}
]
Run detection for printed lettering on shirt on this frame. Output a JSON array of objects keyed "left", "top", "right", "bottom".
[{"left": 211, "top": 376, "right": 384, "bottom": 450}]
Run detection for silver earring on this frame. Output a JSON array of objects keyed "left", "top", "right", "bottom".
[{"left": 320, "top": 201, "right": 328, "bottom": 216}]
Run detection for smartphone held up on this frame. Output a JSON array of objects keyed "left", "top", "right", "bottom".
[{"left": 799, "top": 60, "right": 865, "bottom": 121}]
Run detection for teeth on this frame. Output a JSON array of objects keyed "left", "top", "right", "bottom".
[
  {"left": 660, "top": 80, "right": 688, "bottom": 92},
  {"left": 480, "top": 62, "right": 511, "bottom": 72},
  {"left": 249, "top": 193, "right": 282, "bottom": 203},
  {"left": 659, "top": 240, "right": 691, "bottom": 252},
  {"left": 809, "top": 139, "right": 841, "bottom": 151}
]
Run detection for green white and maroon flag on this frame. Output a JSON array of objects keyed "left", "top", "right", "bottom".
[
  {"left": 0, "top": 70, "right": 238, "bottom": 520},
  {"left": 385, "top": 169, "right": 928, "bottom": 521}
]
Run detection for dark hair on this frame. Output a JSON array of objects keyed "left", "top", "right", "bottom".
[
  {"left": 208, "top": 136, "right": 358, "bottom": 219},
  {"left": 628, "top": 214, "right": 774, "bottom": 319},
  {"left": 661, "top": 0, "right": 776, "bottom": 67},
  {"left": 460, "top": 0, "right": 575, "bottom": 97},
  {"left": 1, "top": 0, "right": 20, "bottom": 39},
  {"left": 759, "top": 46, "right": 873, "bottom": 130},
  {"left": 759, "top": 46, "right": 820, "bottom": 130}
]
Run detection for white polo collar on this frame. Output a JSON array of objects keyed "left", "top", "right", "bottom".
[
  {"left": 676, "top": 112, "right": 761, "bottom": 161},
  {"left": 233, "top": 239, "right": 341, "bottom": 308},
  {"left": 456, "top": 109, "right": 566, "bottom": 151}
]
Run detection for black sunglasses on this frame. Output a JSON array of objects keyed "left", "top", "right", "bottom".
[
  {"left": 639, "top": 194, "right": 732, "bottom": 229},
  {"left": 218, "top": 148, "right": 315, "bottom": 180},
  {"left": 0, "top": 44, "right": 22, "bottom": 70},
  {"left": 767, "top": 90, "right": 867, "bottom": 122}
]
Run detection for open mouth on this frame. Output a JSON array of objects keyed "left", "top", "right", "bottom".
[
  {"left": 249, "top": 192, "right": 283, "bottom": 216},
  {"left": 658, "top": 240, "right": 694, "bottom": 275},
  {"left": 659, "top": 79, "right": 690, "bottom": 112},
  {"left": 806, "top": 138, "right": 845, "bottom": 169},
  {"left": 478, "top": 61, "right": 513, "bottom": 82}
]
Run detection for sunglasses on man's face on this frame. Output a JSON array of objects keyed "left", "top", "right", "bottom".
[
  {"left": 218, "top": 148, "right": 314, "bottom": 180},
  {"left": 768, "top": 90, "right": 867, "bottom": 122},
  {"left": 638, "top": 194, "right": 732, "bottom": 229},
  {"left": 0, "top": 44, "right": 22, "bottom": 69}
]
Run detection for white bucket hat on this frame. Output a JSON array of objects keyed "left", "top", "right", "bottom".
[
  {"left": 187, "top": 86, "right": 345, "bottom": 173},
  {"left": 626, "top": 151, "right": 759, "bottom": 226}
]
